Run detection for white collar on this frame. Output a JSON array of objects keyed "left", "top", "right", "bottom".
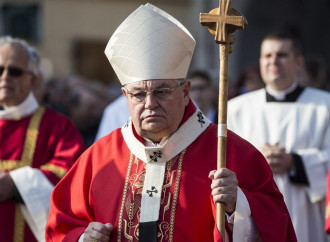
[
  {"left": 122, "top": 108, "right": 211, "bottom": 226},
  {"left": 266, "top": 81, "right": 298, "bottom": 101},
  {"left": 121, "top": 108, "right": 211, "bottom": 163},
  {"left": 0, "top": 92, "right": 39, "bottom": 120}
]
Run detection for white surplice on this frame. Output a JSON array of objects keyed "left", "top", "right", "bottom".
[{"left": 228, "top": 87, "right": 330, "bottom": 242}]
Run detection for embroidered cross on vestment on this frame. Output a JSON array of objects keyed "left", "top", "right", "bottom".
[{"left": 146, "top": 186, "right": 158, "bottom": 197}]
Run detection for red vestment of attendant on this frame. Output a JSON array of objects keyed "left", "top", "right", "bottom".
[
  {"left": 46, "top": 102, "right": 296, "bottom": 242},
  {"left": 0, "top": 107, "right": 86, "bottom": 242},
  {"left": 325, "top": 171, "right": 330, "bottom": 233}
]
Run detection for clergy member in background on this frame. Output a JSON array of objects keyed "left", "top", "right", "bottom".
[
  {"left": 187, "top": 70, "right": 218, "bottom": 123},
  {"left": 46, "top": 4, "right": 296, "bottom": 242},
  {"left": 0, "top": 36, "right": 86, "bottom": 242},
  {"left": 228, "top": 32, "right": 330, "bottom": 242}
]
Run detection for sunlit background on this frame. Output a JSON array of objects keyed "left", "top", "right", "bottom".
[{"left": 0, "top": 0, "right": 329, "bottom": 90}]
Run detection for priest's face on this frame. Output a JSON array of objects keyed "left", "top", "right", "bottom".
[
  {"left": 189, "top": 76, "right": 214, "bottom": 114},
  {"left": 259, "top": 39, "right": 303, "bottom": 91},
  {"left": 0, "top": 44, "right": 35, "bottom": 107},
  {"left": 123, "top": 79, "right": 190, "bottom": 142}
]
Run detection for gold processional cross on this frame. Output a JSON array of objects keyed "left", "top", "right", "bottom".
[{"left": 200, "top": 0, "right": 247, "bottom": 239}]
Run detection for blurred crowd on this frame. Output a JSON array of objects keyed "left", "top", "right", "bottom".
[
  {"left": 35, "top": 73, "right": 121, "bottom": 147},
  {"left": 33, "top": 48, "right": 329, "bottom": 148}
]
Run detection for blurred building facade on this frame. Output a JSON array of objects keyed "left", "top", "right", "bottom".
[
  {"left": 0, "top": 0, "right": 329, "bottom": 90},
  {"left": 0, "top": 0, "right": 200, "bottom": 85}
]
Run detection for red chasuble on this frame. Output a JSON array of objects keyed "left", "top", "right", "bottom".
[
  {"left": 0, "top": 107, "right": 86, "bottom": 242},
  {"left": 46, "top": 102, "right": 296, "bottom": 242}
]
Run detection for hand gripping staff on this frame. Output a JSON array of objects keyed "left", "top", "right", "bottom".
[{"left": 200, "top": 0, "right": 247, "bottom": 239}]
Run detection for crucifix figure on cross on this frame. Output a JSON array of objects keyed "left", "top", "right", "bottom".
[{"left": 200, "top": 0, "right": 247, "bottom": 240}]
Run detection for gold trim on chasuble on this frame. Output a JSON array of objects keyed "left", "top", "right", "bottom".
[
  {"left": 326, "top": 202, "right": 330, "bottom": 221},
  {"left": 0, "top": 107, "right": 45, "bottom": 170},
  {"left": 40, "top": 163, "right": 68, "bottom": 179},
  {"left": 117, "top": 149, "right": 186, "bottom": 242},
  {"left": 0, "top": 107, "right": 67, "bottom": 179},
  {"left": 0, "top": 107, "right": 44, "bottom": 242}
]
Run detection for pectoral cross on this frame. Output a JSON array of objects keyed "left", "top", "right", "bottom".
[
  {"left": 200, "top": 0, "right": 247, "bottom": 239},
  {"left": 149, "top": 151, "right": 162, "bottom": 163}
]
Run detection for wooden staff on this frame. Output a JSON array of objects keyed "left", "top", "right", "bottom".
[{"left": 200, "top": 0, "right": 247, "bottom": 239}]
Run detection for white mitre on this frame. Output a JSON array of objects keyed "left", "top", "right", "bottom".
[{"left": 104, "top": 3, "right": 196, "bottom": 85}]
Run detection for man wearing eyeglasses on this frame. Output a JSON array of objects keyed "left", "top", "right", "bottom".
[
  {"left": 0, "top": 36, "right": 86, "bottom": 242},
  {"left": 188, "top": 70, "right": 218, "bottom": 124},
  {"left": 46, "top": 4, "right": 296, "bottom": 242}
]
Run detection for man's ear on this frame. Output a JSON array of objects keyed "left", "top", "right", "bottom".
[
  {"left": 183, "top": 81, "right": 191, "bottom": 98},
  {"left": 296, "top": 56, "right": 305, "bottom": 72},
  {"left": 183, "top": 81, "right": 190, "bottom": 106},
  {"left": 31, "top": 73, "right": 40, "bottom": 88},
  {"left": 122, "top": 87, "right": 129, "bottom": 99}
]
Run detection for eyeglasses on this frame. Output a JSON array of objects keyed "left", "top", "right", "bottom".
[
  {"left": 125, "top": 81, "right": 185, "bottom": 103},
  {"left": 0, "top": 66, "right": 32, "bottom": 78}
]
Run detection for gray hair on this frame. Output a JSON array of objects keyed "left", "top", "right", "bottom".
[{"left": 0, "top": 36, "right": 40, "bottom": 75}]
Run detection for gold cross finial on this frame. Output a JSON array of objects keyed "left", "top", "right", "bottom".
[{"left": 200, "top": 0, "right": 247, "bottom": 44}]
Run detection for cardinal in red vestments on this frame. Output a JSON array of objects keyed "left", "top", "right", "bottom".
[{"left": 46, "top": 4, "right": 296, "bottom": 242}]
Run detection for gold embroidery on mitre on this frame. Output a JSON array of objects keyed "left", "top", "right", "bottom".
[{"left": 117, "top": 150, "right": 186, "bottom": 242}]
